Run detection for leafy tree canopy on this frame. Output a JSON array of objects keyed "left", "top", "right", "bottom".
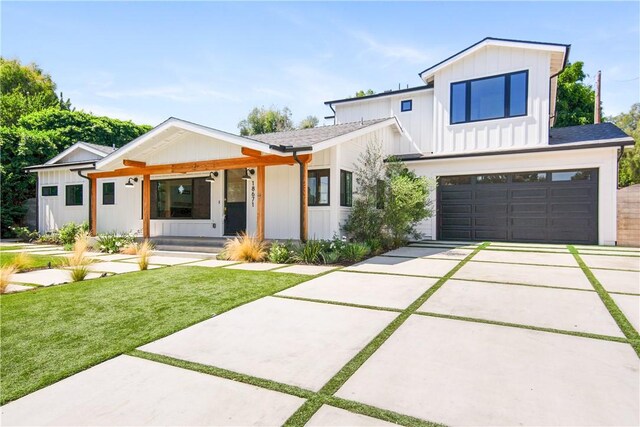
[
  {"left": 608, "top": 103, "right": 640, "bottom": 187},
  {"left": 355, "top": 89, "right": 376, "bottom": 98},
  {"left": 237, "top": 106, "right": 294, "bottom": 136},
  {"left": 299, "top": 115, "right": 319, "bottom": 129},
  {"left": 554, "top": 61, "right": 598, "bottom": 128}
]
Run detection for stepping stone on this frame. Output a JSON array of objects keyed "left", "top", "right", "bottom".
[
  {"left": 120, "top": 255, "right": 203, "bottom": 266},
  {"left": 140, "top": 297, "right": 396, "bottom": 391},
  {"left": 574, "top": 245, "right": 640, "bottom": 253},
  {"left": 382, "top": 246, "right": 472, "bottom": 260},
  {"left": 275, "top": 265, "right": 337, "bottom": 275},
  {"left": 485, "top": 246, "right": 569, "bottom": 253},
  {"left": 11, "top": 269, "right": 102, "bottom": 286},
  {"left": 454, "top": 261, "right": 592, "bottom": 290},
  {"left": 419, "top": 279, "right": 624, "bottom": 337},
  {"left": 87, "top": 262, "right": 161, "bottom": 274},
  {"left": 611, "top": 293, "right": 640, "bottom": 332},
  {"left": 181, "top": 259, "right": 239, "bottom": 268},
  {"left": 591, "top": 269, "right": 640, "bottom": 294},
  {"left": 345, "top": 256, "right": 459, "bottom": 278},
  {"left": 3, "top": 284, "right": 34, "bottom": 294},
  {"left": 224, "top": 262, "right": 287, "bottom": 271},
  {"left": 580, "top": 254, "right": 640, "bottom": 271},
  {"left": 86, "top": 253, "right": 136, "bottom": 261},
  {"left": 0, "top": 355, "right": 304, "bottom": 426},
  {"left": 306, "top": 405, "right": 396, "bottom": 426},
  {"left": 278, "top": 271, "right": 436, "bottom": 309},
  {"left": 336, "top": 315, "right": 639, "bottom": 426},
  {"left": 472, "top": 250, "right": 578, "bottom": 267}
]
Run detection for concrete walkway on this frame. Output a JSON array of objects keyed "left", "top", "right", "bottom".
[{"left": 2, "top": 241, "right": 639, "bottom": 426}]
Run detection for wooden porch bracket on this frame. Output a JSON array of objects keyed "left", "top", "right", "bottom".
[
  {"left": 142, "top": 175, "right": 150, "bottom": 239},
  {"left": 90, "top": 176, "right": 97, "bottom": 236},
  {"left": 241, "top": 147, "right": 263, "bottom": 157},
  {"left": 256, "top": 166, "right": 265, "bottom": 240},
  {"left": 123, "top": 159, "right": 146, "bottom": 168}
]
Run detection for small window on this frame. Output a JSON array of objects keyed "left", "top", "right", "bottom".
[
  {"left": 65, "top": 184, "right": 83, "bottom": 206},
  {"left": 440, "top": 176, "right": 472, "bottom": 186},
  {"left": 340, "top": 170, "right": 353, "bottom": 207},
  {"left": 476, "top": 174, "right": 508, "bottom": 184},
  {"left": 41, "top": 186, "right": 58, "bottom": 196},
  {"left": 400, "top": 99, "right": 412, "bottom": 112},
  {"left": 376, "top": 180, "right": 385, "bottom": 210},
  {"left": 308, "top": 169, "right": 330, "bottom": 206},
  {"left": 513, "top": 173, "right": 547, "bottom": 183},
  {"left": 102, "top": 182, "right": 115, "bottom": 205},
  {"left": 551, "top": 170, "right": 592, "bottom": 182}
]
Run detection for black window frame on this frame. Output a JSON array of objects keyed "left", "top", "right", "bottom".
[
  {"left": 148, "top": 177, "right": 211, "bottom": 220},
  {"left": 102, "top": 182, "right": 115, "bottom": 205},
  {"left": 400, "top": 99, "right": 413, "bottom": 112},
  {"left": 308, "top": 169, "right": 330, "bottom": 207},
  {"left": 340, "top": 170, "right": 353, "bottom": 207},
  {"left": 41, "top": 185, "right": 58, "bottom": 197},
  {"left": 65, "top": 184, "right": 83, "bottom": 206},
  {"left": 450, "top": 70, "right": 529, "bottom": 125}
]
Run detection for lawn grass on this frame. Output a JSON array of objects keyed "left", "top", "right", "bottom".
[
  {"left": 0, "top": 266, "right": 308, "bottom": 404},
  {"left": 0, "top": 252, "right": 64, "bottom": 270},
  {"left": 0, "top": 245, "right": 29, "bottom": 252}
]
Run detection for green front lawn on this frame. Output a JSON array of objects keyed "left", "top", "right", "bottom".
[
  {"left": 0, "top": 245, "right": 28, "bottom": 252},
  {"left": 0, "top": 266, "right": 308, "bottom": 404},
  {"left": 0, "top": 252, "right": 64, "bottom": 270}
]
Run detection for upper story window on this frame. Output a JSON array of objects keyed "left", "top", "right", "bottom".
[
  {"left": 400, "top": 99, "right": 412, "bottom": 112},
  {"left": 450, "top": 70, "right": 528, "bottom": 124}
]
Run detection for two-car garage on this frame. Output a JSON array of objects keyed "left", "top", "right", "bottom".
[{"left": 436, "top": 169, "right": 599, "bottom": 244}]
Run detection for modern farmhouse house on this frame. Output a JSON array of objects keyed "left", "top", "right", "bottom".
[{"left": 27, "top": 38, "right": 634, "bottom": 245}]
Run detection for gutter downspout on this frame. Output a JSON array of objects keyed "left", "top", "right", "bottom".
[
  {"left": 617, "top": 145, "right": 625, "bottom": 189},
  {"left": 75, "top": 169, "right": 93, "bottom": 233}
]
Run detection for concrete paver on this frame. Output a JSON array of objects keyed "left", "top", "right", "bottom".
[
  {"left": 383, "top": 246, "right": 473, "bottom": 260},
  {"left": 275, "top": 264, "right": 337, "bottom": 275},
  {"left": 224, "top": 262, "right": 287, "bottom": 271},
  {"left": 580, "top": 254, "right": 640, "bottom": 271},
  {"left": 336, "top": 315, "right": 640, "bottom": 426},
  {"left": 0, "top": 355, "right": 304, "bottom": 426},
  {"left": 3, "top": 284, "right": 34, "bottom": 293},
  {"left": 473, "top": 250, "right": 578, "bottom": 267},
  {"left": 484, "top": 245, "right": 569, "bottom": 253},
  {"left": 11, "top": 269, "right": 102, "bottom": 286},
  {"left": 591, "top": 269, "right": 640, "bottom": 294},
  {"left": 140, "top": 297, "right": 396, "bottom": 391},
  {"left": 85, "top": 253, "right": 136, "bottom": 261},
  {"left": 277, "top": 271, "right": 437, "bottom": 309},
  {"left": 419, "top": 279, "right": 624, "bottom": 337},
  {"left": 611, "top": 293, "right": 640, "bottom": 332},
  {"left": 306, "top": 405, "right": 396, "bottom": 426},
  {"left": 454, "top": 261, "right": 593, "bottom": 290},
  {"left": 346, "top": 256, "right": 459, "bottom": 278},
  {"left": 86, "top": 261, "right": 161, "bottom": 274}
]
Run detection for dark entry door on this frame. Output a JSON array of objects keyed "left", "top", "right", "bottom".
[
  {"left": 224, "top": 169, "right": 247, "bottom": 236},
  {"left": 437, "top": 169, "right": 598, "bottom": 244}
]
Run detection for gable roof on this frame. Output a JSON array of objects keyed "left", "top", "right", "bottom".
[
  {"left": 324, "top": 85, "right": 433, "bottom": 106},
  {"left": 81, "top": 142, "right": 117, "bottom": 155},
  {"left": 419, "top": 37, "right": 570, "bottom": 82},
  {"left": 549, "top": 123, "right": 635, "bottom": 145},
  {"left": 44, "top": 141, "right": 115, "bottom": 166}
]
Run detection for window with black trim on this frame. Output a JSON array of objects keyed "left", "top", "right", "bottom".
[
  {"left": 150, "top": 177, "right": 211, "bottom": 219},
  {"left": 41, "top": 186, "right": 58, "bottom": 196},
  {"left": 308, "top": 169, "right": 330, "bottom": 206},
  {"left": 65, "top": 184, "right": 83, "bottom": 206},
  {"left": 340, "top": 170, "right": 352, "bottom": 207},
  {"left": 450, "top": 70, "right": 528, "bottom": 124},
  {"left": 400, "top": 99, "right": 412, "bottom": 112},
  {"left": 102, "top": 182, "right": 115, "bottom": 205}
]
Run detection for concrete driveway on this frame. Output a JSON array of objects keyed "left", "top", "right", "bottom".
[{"left": 3, "top": 242, "right": 639, "bottom": 426}]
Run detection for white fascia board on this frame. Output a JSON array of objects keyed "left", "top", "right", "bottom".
[
  {"left": 311, "top": 118, "right": 402, "bottom": 153},
  {"left": 45, "top": 142, "right": 108, "bottom": 165}
]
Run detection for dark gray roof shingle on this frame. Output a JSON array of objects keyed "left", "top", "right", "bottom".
[
  {"left": 247, "top": 118, "right": 392, "bottom": 148},
  {"left": 549, "top": 123, "right": 632, "bottom": 145}
]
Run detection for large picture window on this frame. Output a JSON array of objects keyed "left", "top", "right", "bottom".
[
  {"left": 65, "top": 184, "right": 83, "bottom": 206},
  {"left": 450, "top": 70, "right": 528, "bottom": 124},
  {"left": 340, "top": 170, "right": 352, "bottom": 207},
  {"left": 308, "top": 169, "right": 330, "bottom": 206},
  {"left": 150, "top": 178, "right": 210, "bottom": 219}
]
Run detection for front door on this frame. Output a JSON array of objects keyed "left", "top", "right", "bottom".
[{"left": 224, "top": 169, "right": 247, "bottom": 235}]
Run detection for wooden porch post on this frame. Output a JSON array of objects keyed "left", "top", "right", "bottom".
[
  {"left": 256, "top": 165, "right": 265, "bottom": 240},
  {"left": 90, "top": 176, "right": 97, "bottom": 236},
  {"left": 143, "top": 175, "right": 150, "bottom": 239},
  {"left": 301, "top": 161, "right": 308, "bottom": 242}
]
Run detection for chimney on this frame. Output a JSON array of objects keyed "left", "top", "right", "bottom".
[{"left": 594, "top": 71, "right": 601, "bottom": 124}]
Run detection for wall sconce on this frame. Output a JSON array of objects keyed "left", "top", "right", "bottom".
[
  {"left": 205, "top": 171, "right": 219, "bottom": 183},
  {"left": 242, "top": 168, "right": 255, "bottom": 181},
  {"left": 124, "top": 177, "right": 139, "bottom": 188}
]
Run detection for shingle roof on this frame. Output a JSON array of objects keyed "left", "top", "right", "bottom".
[
  {"left": 549, "top": 123, "right": 633, "bottom": 145},
  {"left": 247, "top": 118, "right": 392, "bottom": 148},
  {"left": 81, "top": 141, "right": 118, "bottom": 154}
]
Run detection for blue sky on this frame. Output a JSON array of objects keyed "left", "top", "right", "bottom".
[{"left": 2, "top": 1, "right": 639, "bottom": 132}]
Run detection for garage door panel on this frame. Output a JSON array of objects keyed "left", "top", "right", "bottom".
[
  {"left": 550, "top": 202, "right": 593, "bottom": 214},
  {"left": 441, "top": 217, "right": 472, "bottom": 226},
  {"left": 442, "top": 204, "right": 472, "bottom": 214},
  {"left": 511, "top": 217, "right": 547, "bottom": 227},
  {"left": 441, "top": 229, "right": 473, "bottom": 240},
  {"left": 474, "top": 217, "right": 508, "bottom": 227},
  {"left": 441, "top": 190, "right": 472, "bottom": 201},
  {"left": 551, "top": 187, "right": 593, "bottom": 198},
  {"left": 475, "top": 189, "right": 508, "bottom": 200},
  {"left": 511, "top": 203, "right": 547, "bottom": 214},
  {"left": 475, "top": 229, "right": 508, "bottom": 240},
  {"left": 510, "top": 188, "right": 548, "bottom": 199},
  {"left": 475, "top": 204, "right": 508, "bottom": 214}
]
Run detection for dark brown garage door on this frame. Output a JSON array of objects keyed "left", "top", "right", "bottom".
[{"left": 437, "top": 169, "right": 598, "bottom": 244}]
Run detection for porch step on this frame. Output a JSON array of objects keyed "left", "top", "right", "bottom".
[
  {"left": 148, "top": 236, "right": 227, "bottom": 254},
  {"left": 154, "top": 245, "right": 220, "bottom": 254}
]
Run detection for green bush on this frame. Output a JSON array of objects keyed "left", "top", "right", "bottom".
[
  {"left": 96, "top": 231, "right": 136, "bottom": 254},
  {"left": 58, "top": 221, "right": 89, "bottom": 246},
  {"left": 37, "top": 232, "right": 60, "bottom": 245},
  {"left": 293, "top": 239, "right": 325, "bottom": 264},
  {"left": 340, "top": 242, "right": 371, "bottom": 263},
  {"left": 8, "top": 226, "right": 39, "bottom": 242},
  {"left": 267, "top": 241, "right": 294, "bottom": 264}
]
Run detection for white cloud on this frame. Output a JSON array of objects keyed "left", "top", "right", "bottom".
[
  {"left": 349, "top": 30, "right": 432, "bottom": 65},
  {"left": 96, "top": 83, "right": 239, "bottom": 103}
]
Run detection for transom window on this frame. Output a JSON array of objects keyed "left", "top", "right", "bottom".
[
  {"left": 41, "top": 186, "right": 58, "bottom": 197},
  {"left": 102, "top": 182, "right": 115, "bottom": 205},
  {"left": 65, "top": 184, "right": 83, "bottom": 206},
  {"left": 340, "top": 170, "right": 353, "bottom": 207},
  {"left": 308, "top": 169, "right": 330, "bottom": 206},
  {"left": 450, "top": 70, "right": 528, "bottom": 124},
  {"left": 150, "top": 178, "right": 210, "bottom": 219},
  {"left": 400, "top": 99, "right": 412, "bottom": 112}
]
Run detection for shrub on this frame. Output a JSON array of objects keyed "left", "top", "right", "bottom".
[
  {"left": 268, "top": 242, "right": 293, "bottom": 264},
  {"left": 96, "top": 231, "right": 136, "bottom": 254},
  {"left": 37, "top": 232, "right": 60, "bottom": 245},
  {"left": 10, "top": 252, "right": 33, "bottom": 272},
  {"left": 320, "top": 250, "right": 340, "bottom": 265},
  {"left": 9, "top": 226, "right": 39, "bottom": 242},
  {"left": 341, "top": 242, "right": 371, "bottom": 263},
  {"left": 58, "top": 221, "right": 89, "bottom": 246},
  {"left": 61, "top": 233, "right": 94, "bottom": 281},
  {"left": 69, "top": 265, "right": 89, "bottom": 282},
  {"left": 120, "top": 242, "right": 139, "bottom": 255},
  {"left": 0, "top": 265, "right": 17, "bottom": 293},
  {"left": 137, "top": 240, "right": 153, "bottom": 271},
  {"left": 223, "top": 233, "right": 266, "bottom": 262},
  {"left": 293, "top": 239, "right": 324, "bottom": 264}
]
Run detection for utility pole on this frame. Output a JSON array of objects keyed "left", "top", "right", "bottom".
[{"left": 594, "top": 70, "right": 601, "bottom": 124}]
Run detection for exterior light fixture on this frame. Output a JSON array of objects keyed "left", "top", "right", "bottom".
[
  {"left": 242, "top": 168, "right": 255, "bottom": 181},
  {"left": 205, "top": 171, "right": 219, "bottom": 183},
  {"left": 124, "top": 177, "right": 138, "bottom": 188}
]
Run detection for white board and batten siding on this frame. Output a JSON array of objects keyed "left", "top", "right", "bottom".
[{"left": 38, "top": 169, "right": 89, "bottom": 232}]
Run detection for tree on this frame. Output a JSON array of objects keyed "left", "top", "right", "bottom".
[
  {"left": 355, "top": 89, "right": 375, "bottom": 98},
  {"left": 554, "top": 62, "right": 598, "bottom": 128},
  {"left": 608, "top": 103, "right": 640, "bottom": 187},
  {"left": 237, "top": 106, "right": 293, "bottom": 136},
  {"left": 299, "top": 115, "right": 319, "bottom": 129}
]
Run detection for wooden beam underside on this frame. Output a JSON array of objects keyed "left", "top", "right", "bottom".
[
  {"left": 88, "top": 154, "right": 311, "bottom": 179},
  {"left": 241, "top": 147, "right": 263, "bottom": 157},
  {"left": 123, "top": 159, "right": 146, "bottom": 168}
]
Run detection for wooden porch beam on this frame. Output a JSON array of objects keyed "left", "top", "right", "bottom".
[
  {"left": 142, "top": 175, "right": 150, "bottom": 239},
  {"left": 87, "top": 154, "right": 311, "bottom": 179},
  {"left": 123, "top": 159, "right": 146, "bottom": 168},
  {"left": 241, "top": 147, "right": 263, "bottom": 157},
  {"left": 90, "top": 176, "right": 97, "bottom": 236},
  {"left": 256, "top": 165, "right": 265, "bottom": 240}
]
